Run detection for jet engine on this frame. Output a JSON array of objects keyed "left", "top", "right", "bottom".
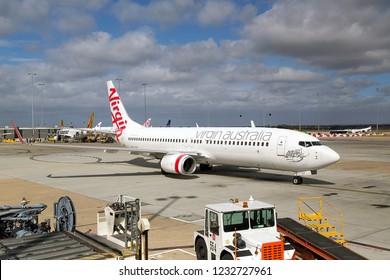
[{"left": 160, "top": 154, "right": 197, "bottom": 175}]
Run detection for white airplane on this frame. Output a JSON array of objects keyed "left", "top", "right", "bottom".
[
  {"left": 56, "top": 112, "right": 95, "bottom": 140},
  {"left": 105, "top": 80, "right": 339, "bottom": 184},
  {"left": 83, "top": 121, "right": 117, "bottom": 135},
  {"left": 11, "top": 80, "right": 340, "bottom": 185},
  {"left": 329, "top": 126, "right": 372, "bottom": 134},
  {"left": 87, "top": 118, "right": 152, "bottom": 135}
]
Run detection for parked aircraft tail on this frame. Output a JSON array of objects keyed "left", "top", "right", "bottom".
[
  {"left": 143, "top": 118, "right": 151, "bottom": 127},
  {"left": 87, "top": 112, "right": 95, "bottom": 128},
  {"left": 11, "top": 120, "right": 26, "bottom": 144}
]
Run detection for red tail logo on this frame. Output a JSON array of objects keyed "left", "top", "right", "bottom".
[{"left": 109, "top": 87, "right": 127, "bottom": 138}]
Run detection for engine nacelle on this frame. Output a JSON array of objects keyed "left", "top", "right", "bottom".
[{"left": 160, "top": 154, "right": 197, "bottom": 175}]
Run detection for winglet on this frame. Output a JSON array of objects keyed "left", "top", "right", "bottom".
[
  {"left": 251, "top": 120, "right": 256, "bottom": 128},
  {"left": 11, "top": 120, "right": 26, "bottom": 144}
]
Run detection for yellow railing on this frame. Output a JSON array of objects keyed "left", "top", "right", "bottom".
[{"left": 298, "top": 197, "right": 345, "bottom": 245}]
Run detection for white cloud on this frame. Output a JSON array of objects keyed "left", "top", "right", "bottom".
[
  {"left": 54, "top": 10, "right": 96, "bottom": 34},
  {"left": 198, "top": 0, "right": 236, "bottom": 26},
  {"left": 164, "top": 38, "right": 224, "bottom": 71},
  {"left": 1, "top": 0, "right": 389, "bottom": 126},
  {"left": 0, "top": 0, "right": 50, "bottom": 35},
  {"left": 45, "top": 31, "right": 160, "bottom": 77},
  {"left": 112, "top": 0, "right": 197, "bottom": 27},
  {"left": 243, "top": 0, "right": 390, "bottom": 74},
  {"left": 259, "top": 67, "right": 325, "bottom": 83}
]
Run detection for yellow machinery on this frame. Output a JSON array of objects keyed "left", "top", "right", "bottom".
[{"left": 298, "top": 197, "right": 346, "bottom": 245}]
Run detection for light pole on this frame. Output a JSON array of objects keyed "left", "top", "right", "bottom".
[
  {"left": 317, "top": 93, "right": 320, "bottom": 133},
  {"left": 298, "top": 100, "right": 301, "bottom": 131},
  {"left": 207, "top": 101, "right": 210, "bottom": 127},
  {"left": 142, "top": 83, "right": 148, "bottom": 124},
  {"left": 28, "top": 72, "right": 37, "bottom": 137},
  {"left": 38, "top": 83, "right": 45, "bottom": 127},
  {"left": 269, "top": 113, "right": 272, "bottom": 127},
  {"left": 376, "top": 87, "right": 381, "bottom": 134},
  {"left": 262, "top": 98, "right": 266, "bottom": 127},
  {"left": 116, "top": 78, "right": 123, "bottom": 95}
]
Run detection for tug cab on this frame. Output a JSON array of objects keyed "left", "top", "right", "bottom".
[{"left": 194, "top": 197, "right": 295, "bottom": 260}]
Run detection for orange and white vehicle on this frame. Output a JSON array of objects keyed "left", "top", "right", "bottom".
[{"left": 194, "top": 197, "right": 296, "bottom": 260}]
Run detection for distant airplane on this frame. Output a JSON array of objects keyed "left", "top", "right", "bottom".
[
  {"left": 329, "top": 126, "right": 372, "bottom": 134},
  {"left": 88, "top": 118, "right": 152, "bottom": 136},
  {"left": 57, "top": 112, "right": 95, "bottom": 140},
  {"left": 166, "top": 120, "right": 171, "bottom": 127},
  {"left": 11, "top": 81, "right": 340, "bottom": 184}
]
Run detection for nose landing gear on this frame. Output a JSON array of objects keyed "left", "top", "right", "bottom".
[{"left": 292, "top": 176, "right": 303, "bottom": 185}]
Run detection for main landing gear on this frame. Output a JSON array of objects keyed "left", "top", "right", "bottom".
[
  {"left": 292, "top": 176, "right": 303, "bottom": 185},
  {"left": 199, "top": 164, "right": 213, "bottom": 171}
]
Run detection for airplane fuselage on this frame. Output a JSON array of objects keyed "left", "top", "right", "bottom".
[
  {"left": 105, "top": 79, "right": 340, "bottom": 184},
  {"left": 118, "top": 126, "right": 339, "bottom": 173}
]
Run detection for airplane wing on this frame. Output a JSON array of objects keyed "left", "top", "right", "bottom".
[
  {"left": 11, "top": 120, "right": 208, "bottom": 161},
  {"left": 29, "top": 142, "right": 208, "bottom": 161}
]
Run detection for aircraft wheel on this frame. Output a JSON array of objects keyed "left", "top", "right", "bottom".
[
  {"left": 293, "top": 176, "right": 303, "bottom": 185},
  {"left": 221, "top": 253, "right": 234, "bottom": 260},
  {"left": 195, "top": 238, "right": 208, "bottom": 260}
]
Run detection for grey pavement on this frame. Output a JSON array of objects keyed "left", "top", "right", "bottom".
[{"left": 0, "top": 138, "right": 389, "bottom": 259}]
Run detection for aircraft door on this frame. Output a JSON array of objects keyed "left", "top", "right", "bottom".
[{"left": 277, "top": 136, "right": 287, "bottom": 156}]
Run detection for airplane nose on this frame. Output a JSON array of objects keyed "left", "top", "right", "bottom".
[{"left": 323, "top": 147, "right": 340, "bottom": 166}]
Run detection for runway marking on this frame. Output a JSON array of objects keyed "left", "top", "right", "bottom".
[
  {"left": 149, "top": 248, "right": 196, "bottom": 260},
  {"left": 348, "top": 240, "right": 390, "bottom": 252},
  {"left": 300, "top": 184, "right": 390, "bottom": 197},
  {"left": 171, "top": 214, "right": 204, "bottom": 223},
  {"left": 30, "top": 154, "right": 102, "bottom": 164}
]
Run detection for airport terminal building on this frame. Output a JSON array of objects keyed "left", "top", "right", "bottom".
[{"left": 1, "top": 126, "right": 61, "bottom": 140}]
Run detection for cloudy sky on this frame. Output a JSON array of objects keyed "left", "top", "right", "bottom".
[{"left": 1, "top": 0, "right": 389, "bottom": 128}]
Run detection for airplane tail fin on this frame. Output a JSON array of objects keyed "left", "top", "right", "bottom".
[
  {"left": 107, "top": 81, "right": 142, "bottom": 138},
  {"left": 166, "top": 119, "right": 171, "bottom": 127},
  {"left": 143, "top": 118, "right": 151, "bottom": 127},
  {"left": 11, "top": 120, "right": 26, "bottom": 144},
  {"left": 94, "top": 122, "right": 102, "bottom": 129},
  {"left": 87, "top": 112, "right": 95, "bottom": 128}
]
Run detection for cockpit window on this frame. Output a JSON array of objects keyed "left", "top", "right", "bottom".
[
  {"left": 299, "top": 141, "right": 323, "bottom": 147},
  {"left": 311, "top": 141, "right": 323, "bottom": 146}
]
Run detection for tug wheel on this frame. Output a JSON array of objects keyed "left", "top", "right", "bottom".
[{"left": 195, "top": 238, "right": 208, "bottom": 260}]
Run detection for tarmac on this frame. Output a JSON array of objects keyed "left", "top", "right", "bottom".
[{"left": 0, "top": 136, "right": 389, "bottom": 260}]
